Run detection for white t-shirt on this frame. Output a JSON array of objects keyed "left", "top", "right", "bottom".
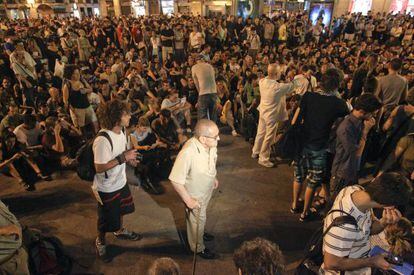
[
  {"left": 191, "top": 62, "right": 217, "bottom": 96},
  {"left": 93, "top": 130, "right": 128, "bottom": 193},
  {"left": 13, "top": 123, "right": 42, "bottom": 146}
]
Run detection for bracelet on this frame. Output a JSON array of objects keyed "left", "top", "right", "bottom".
[{"left": 116, "top": 154, "right": 126, "bottom": 165}]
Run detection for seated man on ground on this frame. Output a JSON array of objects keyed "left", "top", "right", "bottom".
[
  {"left": 161, "top": 92, "right": 192, "bottom": 133},
  {"left": 151, "top": 109, "right": 187, "bottom": 151},
  {"left": 130, "top": 116, "right": 170, "bottom": 194}
]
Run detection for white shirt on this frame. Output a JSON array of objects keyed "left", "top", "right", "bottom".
[
  {"left": 93, "top": 129, "right": 129, "bottom": 193},
  {"left": 191, "top": 62, "right": 217, "bottom": 95},
  {"left": 169, "top": 137, "right": 217, "bottom": 199},
  {"left": 13, "top": 123, "right": 42, "bottom": 146},
  {"left": 189, "top": 32, "right": 203, "bottom": 48},
  {"left": 257, "top": 77, "right": 295, "bottom": 122},
  {"left": 293, "top": 74, "right": 317, "bottom": 95}
]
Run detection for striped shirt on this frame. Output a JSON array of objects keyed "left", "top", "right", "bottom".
[{"left": 320, "top": 185, "right": 372, "bottom": 275}]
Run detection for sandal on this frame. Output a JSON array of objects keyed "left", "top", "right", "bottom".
[
  {"left": 290, "top": 204, "right": 302, "bottom": 214},
  {"left": 299, "top": 212, "right": 313, "bottom": 222},
  {"left": 311, "top": 197, "right": 327, "bottom": 213}
]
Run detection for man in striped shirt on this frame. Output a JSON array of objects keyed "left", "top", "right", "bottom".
[{"left": 321, "top": 172, "right": 412, "bottom": 275}]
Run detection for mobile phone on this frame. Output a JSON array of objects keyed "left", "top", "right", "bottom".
[{"left": 385, "top": 254, "right": 403, "bottom": 266}]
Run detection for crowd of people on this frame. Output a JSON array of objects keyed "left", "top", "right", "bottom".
[{"left": 0, "top": 8, "right": 413, "bottom": 275}]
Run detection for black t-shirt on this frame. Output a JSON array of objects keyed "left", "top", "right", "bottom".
[
  {"left": 160, "top": 29, "right": 174, "bottom": 47},
  {"left": 151, "top": 118, "right": 178, "bottom": 145},
  {"left": 300, "top": 92, "right": 349, "bottom": 150}
]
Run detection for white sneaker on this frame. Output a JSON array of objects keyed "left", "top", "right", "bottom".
[
  {"left": 231, "top": 130, "right": 239, "bottom": 137},
  {"left": 258, "top": 160, "right": 274, "bottom": 168},
  {"left": 251, "top": 153, "right": 259, "bottom": 159}
]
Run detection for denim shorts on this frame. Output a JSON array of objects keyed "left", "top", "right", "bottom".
[{"left": 293, "top": 147, "right": 327, "bottom": 189}]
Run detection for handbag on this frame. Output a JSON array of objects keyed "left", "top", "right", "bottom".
[{"left": 275, "top": 107, "right": 304, "bottom": 160}]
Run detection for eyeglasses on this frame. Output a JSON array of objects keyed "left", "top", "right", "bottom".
[{"left": 204, "top": 134, "right": 220, "bottom": 141}]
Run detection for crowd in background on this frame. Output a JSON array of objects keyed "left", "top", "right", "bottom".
[{"left": 0, "top": 8, "right": 413, "bottom": 274}]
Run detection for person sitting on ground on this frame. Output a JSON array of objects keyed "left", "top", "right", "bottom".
[
  {"left": 148, "top": 257, "right": 181, "bottom": 275},
  {"left": 0, "top": 132, "right": 43, "bottom": 191},
  {"left": 130, "top": 116, "right": 169, "bottom": 194},
  {"left": 217, "top": 80, "right": 239, "bottom": 137},
  {"left": 41, "top": 116, "right": 78, "bottom": 172},
  {"left": 371, "top": 217, "right": 414, "bottom": 266},
  {"left": 233, "top": 237, "right": 285, "bottom": 275},
  {"left": 151, "top": 109, "right": 187, "bottom": 151},
  {"left": 0, "top": 104, "right": 23, "bottom": 138},
  {"left": 13, "top": 113, "right": 42, "bottom": 147},
  {"left": 161, "top": 92, "right": 192, "bottom": 133}
]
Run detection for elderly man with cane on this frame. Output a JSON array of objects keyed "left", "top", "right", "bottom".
[{"left": 169, "top": 119, "right": 219, "bottom": 260}]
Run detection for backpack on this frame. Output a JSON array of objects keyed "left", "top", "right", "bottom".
[
  {"left": 295, "top": 209, "right": 358, "bottom": 275},
  {"left": 28, "top": 235, "right": 72, "bottom": 275},
  {"left": 76, "top": 131, "right": 113, "bottom": 181}
]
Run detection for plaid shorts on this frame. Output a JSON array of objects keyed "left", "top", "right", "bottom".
[{"left": 293, "top": 147, "right": 327, "bottom": 189}]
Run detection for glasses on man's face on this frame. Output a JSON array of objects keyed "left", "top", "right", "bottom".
[{"left": 204, "top": 134, "right": 220, "bottom": 141}]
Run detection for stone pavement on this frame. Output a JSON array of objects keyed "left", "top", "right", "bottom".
[{"left": 0, "top": 134, "right": 322, "bottom": 275}]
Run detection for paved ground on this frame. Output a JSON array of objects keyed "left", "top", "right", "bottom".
[{"left": 0, "top": 133, "right": 322, "bottom": 275}]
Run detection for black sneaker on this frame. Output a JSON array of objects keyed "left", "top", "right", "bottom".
[
  {"left": 203, "top": 232, "right": 215, "bottom": 242},
  {"left": 113, "top": 228, "right": 143, "bottom": 241},
  {"left": 95, "top": 238, "right": 111, "bottom": 263},
  {"left": 197, "top": 248, "right": 216, "bottom": 260},
  {"left": 24, "top": 184, "right": 35, "bottom": 191}
]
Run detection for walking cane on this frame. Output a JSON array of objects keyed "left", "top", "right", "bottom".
[{"left": 191, "top": 203, "right": 201, "bottom": 275}]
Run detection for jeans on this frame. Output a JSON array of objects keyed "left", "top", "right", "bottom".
[{"left": 197, "top": 94, "right": 218, "bottom": 122}]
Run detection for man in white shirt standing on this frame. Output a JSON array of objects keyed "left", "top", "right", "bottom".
[
  {"left": 192, "top": 54, "right": 218, "bottom": 121},
  {"left": 293, "top": 65, "right": 317, "bottom": 95},
  {"left": 93, "top": 99, "right": 141, "bottom": 263},
  {"left": 252, "top": 64, "right": 297, "bottom": 168}
]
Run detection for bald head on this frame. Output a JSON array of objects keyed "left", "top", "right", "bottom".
[
  {"left": 194, "top": 119, "right": 218, "bottom": 138},
  {"left": 267, "top": 63, "right": 280, "bottom": 78}
]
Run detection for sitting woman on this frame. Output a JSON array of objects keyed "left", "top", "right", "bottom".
[
  {"left": 371, "top": 217, "right": 414, "bottom": 271},
  {"left": 0, "top": 132, "right": 46, "bottom": 191},
  {"left": 41, "top": 116, "right": 78, "bottom": 173},
  {"left": 217, "top": 80, "right": 239, "bottom": 136},
  {"left": 130, "top": 117, "right": 169, "bottom": 195}
]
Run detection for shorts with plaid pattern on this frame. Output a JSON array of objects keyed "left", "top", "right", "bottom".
[{"left": 293, "top": 147, "right": 327, "bottom": 189}]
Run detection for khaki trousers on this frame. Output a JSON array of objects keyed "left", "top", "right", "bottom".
[
  {"left": 0, "top": 247, "right": 29, "bottom": 275},
  {"left": 252, "top": 116, "right": 279, "bottom": 162},
  {"left": 185, "top": 189, "right": 213, "bottom": 253}
]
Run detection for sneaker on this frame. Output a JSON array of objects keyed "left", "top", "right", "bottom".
[
  {"left": 251, "top": 153, "right": 259, "bottom": 159},
  {"left": 258, "top": 160, "right": 274, "bottom": 168},
  {"left": 95, "top": 238, "right": 111, "bottom": 263},
  {"left": 24, "top": 184, "right": 35, "bottom": 191},
  {"left": 113, "top": 228, "right": 143, "bottom": 241},
  {"left": 231, "top": 130, "right": 239, "bottom": 137}
]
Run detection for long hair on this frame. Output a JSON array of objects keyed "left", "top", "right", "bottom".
[
  {"left": 386, "top": 218, "right": 413, "bottom": 257},
  {"left": 96, "top": 99, "right": 130, "bottom": 130}
]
